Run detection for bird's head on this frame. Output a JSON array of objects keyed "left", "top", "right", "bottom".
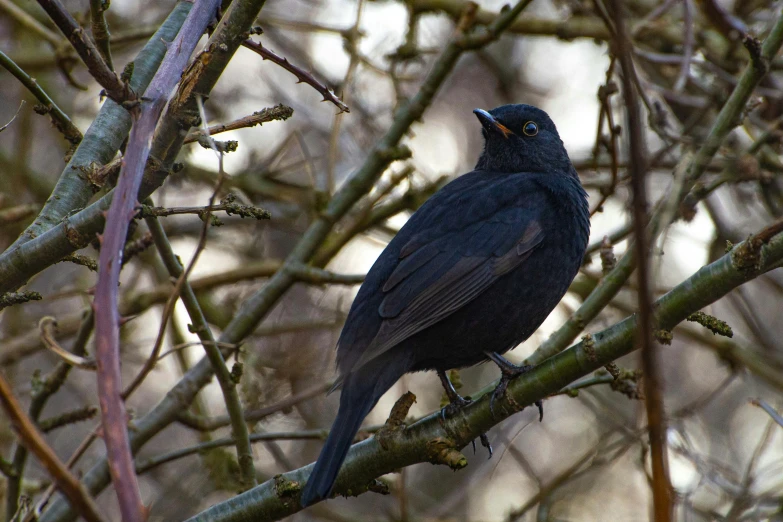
[{"left": 474, "top": 104, "right": 571, "bottom": 174}]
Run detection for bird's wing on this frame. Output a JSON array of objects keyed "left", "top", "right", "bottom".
[{"left": 349, "top": 210, "right": 544, "bottom": 373}]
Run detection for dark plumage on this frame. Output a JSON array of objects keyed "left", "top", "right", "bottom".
[{"left": 300, "top": 104, "right": 590, "bottom": 506}]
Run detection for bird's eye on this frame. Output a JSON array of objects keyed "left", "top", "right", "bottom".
[{"left": 523, "top": 121, "right": 538, "bottom": 136}]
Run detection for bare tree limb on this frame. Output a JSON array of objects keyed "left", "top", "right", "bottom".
[
  {"left": 35, "top": 0, "right": 130, "bottom": 103},
  {"left": 0, "top": 51, "right": 82, "bottom": 144},
  {"left": 607, "top": 1, "right": 673, "bottom": 519},
  {"left": 0, "top": 371, "right": 105, "bottom": 522},
  {"left": 529, "top": 7, "right": 783, "bottom": 365}
]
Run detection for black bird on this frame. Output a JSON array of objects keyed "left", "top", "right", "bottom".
[{"left": 300, "top": 104, "right": 590, "bottom": 506}]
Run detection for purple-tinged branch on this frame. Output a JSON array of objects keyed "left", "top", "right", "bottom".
[{"left": 91, "top": 1, "right": 221, "bottom": 521}]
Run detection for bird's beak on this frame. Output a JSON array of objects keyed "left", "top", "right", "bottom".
[{"left": 473, "top": 108, "right": 512, "bottom": 139}]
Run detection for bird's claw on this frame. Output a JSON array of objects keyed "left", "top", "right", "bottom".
[
  {"left": 469, "top": 433, "right": 493, "bottom": 458},
  {"left": 479, "top": 433, "right": 492, "bottom": 458},
  {"left": 439, "top": 391, "right": 492, "bottom": 459},
  {"left": 488, "top": 360, "right": 543, "bottom": 421},
  {"left": 535, "top": 399, "right": 544, "bottom": 422},
  {"left": 440, "top": 388, "right": 492, "bottom": 458}
]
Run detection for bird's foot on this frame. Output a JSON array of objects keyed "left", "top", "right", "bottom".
[
  {"left": 437, "top": 370, "right": 493, "bottom": 458},
  {"left": 486, "top": 352, "right": 544, "bottom": 421},
  {"left": 440, "top": 392, "right": 472, "bottom": 422}
]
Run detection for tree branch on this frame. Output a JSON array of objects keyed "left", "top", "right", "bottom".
[
  {"left": 0, "top": 50, "right": 82, "bottom": 145},
  {"left": 35, "top": 0, "right": 129, "bottom": 103},
  {"left": 183, "top": 104, "right": 294, "bottom": 142},
  {"left": 143, "top": 208, "right": 258, "bottom": 489},
  {"left": 529, "top": 8, "right": 783, "bottom": 365},
  {"left": 89, "top": 0, "right": 113, "bottom": 69},
  {"left": 0, "top": 371, "right": 105, "bottom": 522}
]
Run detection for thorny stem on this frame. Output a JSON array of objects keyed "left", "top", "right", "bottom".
[
  {"left": 241, "top": 40, "right": 349, "bottom": 113},
  {"left": 41, "top": 0, "right": 277, "bottom": 518}
]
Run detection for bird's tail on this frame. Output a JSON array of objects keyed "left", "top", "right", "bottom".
[{"left": 300, "top": 358, "right": 406, "bottom": 506}]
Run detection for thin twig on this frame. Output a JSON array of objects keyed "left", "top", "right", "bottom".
[
  {"left": 5, "top": 311, "right": 93, "bottom": 520},
  {"left": 590, "top": 56, "right": 619, "bottom": 216},
  {"left": 27, "top": 424, "right": 101, "bottom": 521},
  {"left": 698, "top": 0, "right": 747, "bottom": 41},
  {"left": 137, "top": 199, "right": 270, "bottom": 221},
  {"left": 725, "top": 412, "right": 777, "bottom": 519},
  {"left": 39, "top": 406, "right": 99, "bottom": 433},
  {"left": 0, "top": 202, "right": 38, "bottom": 225},
  {"left": 751, "top": 399, "right": 783, "bottom": 428},
  {"left": 38, "top": 317, "right": 97, "bottom": 370},
  {"left": 325, "top": 0, "right": 365, "bottom": 193},
  {"left": 183, "top": 104, "right": 293, "bottom": 143},
  {"left": 0, "top": 291, "right": 42, "bottom": 312},
  {"left": 135, "top": 429, "right": 331, "bottom": 475},
  {"left": 0, "top": 0, "right": 62, "bottom": 46},
  {"left": 142, "top": 189, "right": 261, "bottom": 489},
  {"left": 674, "top": 0, "right": 694, "bottom": 92},
  {"left": 0, "top": 101, "right": 24, "bottom": 134}
]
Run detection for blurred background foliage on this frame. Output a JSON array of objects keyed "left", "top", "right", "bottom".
[{"left": 1, "top": 0, "right": 783, "bottom": 520}]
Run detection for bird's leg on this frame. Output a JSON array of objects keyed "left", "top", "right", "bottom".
[
  {"left": 485, "top": 352, "right": 544, "bottom": 421},
  {"left": 437, "top": 370, "right": 492, "bottom": 458},
  {"left": 438, "top": 369, "right": 471, "bottom": 419}
]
